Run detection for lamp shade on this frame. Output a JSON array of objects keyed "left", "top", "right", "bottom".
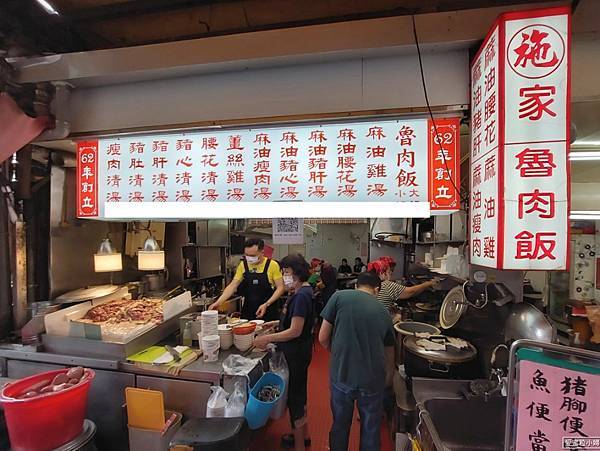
[
  {"left": 94, "top": 253, "right": 123, "bottom": 272},
  {"left": 138, "top": 251, "right": 165, "bottom": 271}
]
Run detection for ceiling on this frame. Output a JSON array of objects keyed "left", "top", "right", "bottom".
[{"left": 1, "top": 0, "right": 555, "bottom": 55}]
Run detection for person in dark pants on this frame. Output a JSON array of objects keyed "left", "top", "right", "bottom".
[
  {"left": 254, "top": 254, "right": 314, "bottom": 451},
  {"left": 210, "top": 238, "right": 285, "bottom": 320},
  {"left": 319, "top": 272, "right": 395, "bottom": 451}
]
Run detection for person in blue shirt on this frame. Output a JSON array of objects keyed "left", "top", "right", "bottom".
[{"left": 254, "top": 254, "right": 314, "bottom": 451}]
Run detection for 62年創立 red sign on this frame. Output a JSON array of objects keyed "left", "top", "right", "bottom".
[
  {"left": 76, "top": 117, "right": 460, "bottom": 219},
  {"left": 470, "top": 6, "right": 570, "bottom": 270}
]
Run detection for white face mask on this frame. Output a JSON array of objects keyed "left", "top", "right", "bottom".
[
  {"left": 245, "top": 255, "right": 260, "bottom": 264},
  {"left": 283, "top": 275, "right": 295, "bottom": 288}
]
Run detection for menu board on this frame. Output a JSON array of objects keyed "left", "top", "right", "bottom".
[{"left": 77, "top": 117, "right": 460, "bottom": 219}]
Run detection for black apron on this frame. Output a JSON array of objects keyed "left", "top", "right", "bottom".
[{"left": 239, "top": 258, "right": 277, "bottom": 321}]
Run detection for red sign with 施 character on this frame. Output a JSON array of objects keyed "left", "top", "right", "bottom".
[
  {"left": 77, "top": 141, "right": 99, "bottom": 217},
  {"left": 469, "top": 6, "right": 570, "bottom": 271}
]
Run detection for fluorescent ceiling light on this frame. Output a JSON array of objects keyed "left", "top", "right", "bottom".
[
  {"left": 570, "top": 211, "right": 600, "bottom": 220},
  {"left": 105, "top": 201, "right": 431, "bottom": 219},
  {"left": 35, "top": 0, "right": 59, "bottom": 14},
  {"left": 569, "top": 151, "right": 600, "bottom": 161}
]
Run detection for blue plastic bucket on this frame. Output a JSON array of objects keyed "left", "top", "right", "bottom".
[{"left": 244, "top": 372, "right": 285, "bottom": 430}]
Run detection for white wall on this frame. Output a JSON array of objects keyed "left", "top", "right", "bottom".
[
  {"left": 271, "top": 223, "right": 369, "bottom": 265},
  {"left": 68, "top": 50, "right": 469, "bottom": 133}
]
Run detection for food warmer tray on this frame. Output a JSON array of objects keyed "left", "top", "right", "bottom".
[{"left": 41, "top": 306, "right": 196, "bottom": 360}]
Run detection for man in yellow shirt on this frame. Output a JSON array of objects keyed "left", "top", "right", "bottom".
[{"left": 210, "top": 238, "right": 285, "bottom": 320}]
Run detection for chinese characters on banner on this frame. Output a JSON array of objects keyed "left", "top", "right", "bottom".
[
  {"left": 515, "top": 360, "right": 599, "bottom": 451},
  {"left": 428, "top": 119, "right": 461, "bottom": 211},
  {"left": 77, "top": 142, "right": 99, "bottom": 217},
  {"left": 77, "top": 117, "right": 460, "bottom": 219},
  {"left": 469, "top": 7, "right": 570, "bottom": 270}
]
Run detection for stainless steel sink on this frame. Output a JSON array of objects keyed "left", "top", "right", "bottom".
[{"left": 422, "top": 397, "right": 506, "bottom": 451}]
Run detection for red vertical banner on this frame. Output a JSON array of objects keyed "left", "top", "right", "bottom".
[
  {"left": 428, "top": 117, "right": 461, "bottom": 211},
  {"left": 77, "top": 141, "right": 99, "bottom": 218}
]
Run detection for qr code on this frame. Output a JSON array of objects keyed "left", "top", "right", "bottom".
[{"left": 276, "top": 218, "right": 300, "bottom": 233}]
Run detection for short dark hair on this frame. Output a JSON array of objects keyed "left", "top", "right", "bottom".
[
  {"left": 355, "top": 257, "right": 362, "bottom": 262},
  {"left": 357, "top": 272, "right": 382, "bottom": 290},
  {"left": 280, "top": 253, "right": 311, "bottom": 282},
  {"left": 244, "top": 238, "right": 264, "bottom": 250},
  {"left": 341, "top": 258, "right": 348, "bottom": 263}
]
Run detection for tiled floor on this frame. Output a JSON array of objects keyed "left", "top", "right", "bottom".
[{"left": 249, "top": 342, "right": 394, "bottom": 450}]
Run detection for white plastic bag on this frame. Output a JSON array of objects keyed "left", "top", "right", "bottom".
[
  {"left": 206, "top": 386, "right": 228, "bottom": 418},
  {"left": 269, "top": 350, "right": 289, "bottom": 419},
  {"left": 225, "top": 381, "right": 247, "bottom": 418},
  {"left": 222, "top": 354, "right": 260, "bottom": 376}
]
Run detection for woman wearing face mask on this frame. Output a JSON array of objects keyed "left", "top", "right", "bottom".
[{"left": 254, "top": 254, "right": 314, "bottom": 451}]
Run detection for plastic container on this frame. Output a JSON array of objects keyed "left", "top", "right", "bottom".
[
  {"left": 129, "top": 410, "right": 182, "bottom": 451},
  {"left": 202, "top": 335, "right": 221, "bottom": 362},
  {"left": 245, "top": 372, "right": 285, "bottom": 430},
  {"left": 0, "top": 368, "right": 95, "bottom": 451}
]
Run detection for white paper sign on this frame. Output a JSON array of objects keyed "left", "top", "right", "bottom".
[{"left": 272, "top": 218, "right": 304, "bottom": 244}]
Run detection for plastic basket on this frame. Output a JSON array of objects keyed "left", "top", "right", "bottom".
[{"left": 244, "top": 372, "right": 285, "bottom": 430}]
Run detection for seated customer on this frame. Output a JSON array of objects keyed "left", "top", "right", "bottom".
[{"left": 338, "top": 258, "right": 352, "bottom": 274}]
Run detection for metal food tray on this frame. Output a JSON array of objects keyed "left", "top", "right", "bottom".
[{"left": 42, "top": 306, "right": 196, "bottom": 360}]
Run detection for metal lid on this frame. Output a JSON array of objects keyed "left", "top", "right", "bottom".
[
  {"left": 54, "top": 285, "right": 120, "bottom": 304},
  {"left": 504, "top": 303, "right": 556, "bottom": 343},
  {"left": 439, "top": 286, "right": 468, "bottom": 329},
  {"left": 404, "top": 335, "right": 477, "bottom": 364}
]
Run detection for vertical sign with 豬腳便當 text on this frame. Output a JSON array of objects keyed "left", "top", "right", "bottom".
[
  {"left": 469, "top": 6, "right": 570, "bottom": 271},
  {"left": 515, "top": 359, "right": 600, "bottom": 451}
]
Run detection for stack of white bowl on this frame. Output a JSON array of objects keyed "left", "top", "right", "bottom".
[
  {"left": 233, "top": 333, "right": 254, "bottom": 352},
  {"left": 200, "top": 310, "right": 218, "bottom": 339},
  {"left": 218, "top": 324, "right": 233, "bottom": 350}
]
